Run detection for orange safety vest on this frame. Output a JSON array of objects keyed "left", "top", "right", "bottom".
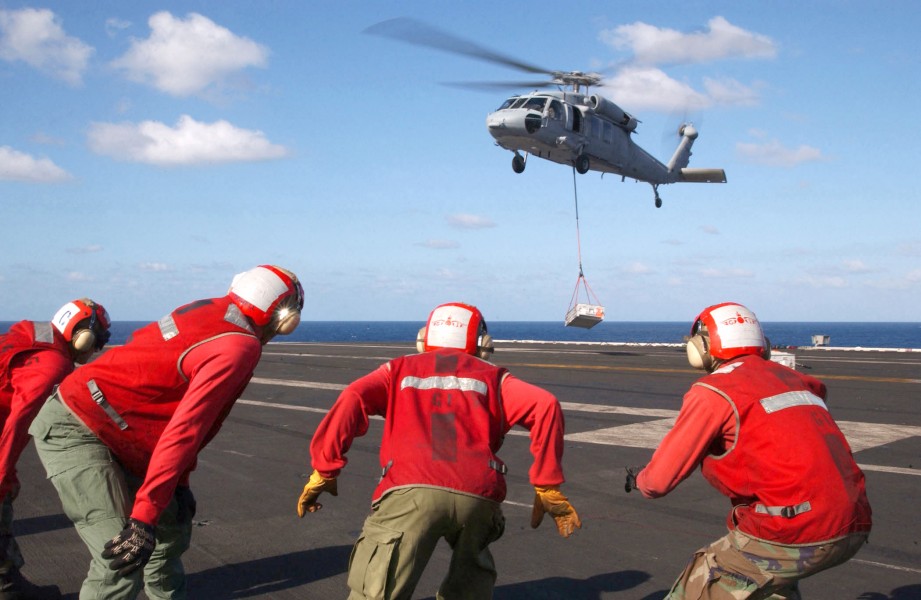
[
  {"left": 697, "top": 355, "right": 872, "bottom": 544},
  {"left": 373, "top": 349, "right": 509, "bottom": 503}
]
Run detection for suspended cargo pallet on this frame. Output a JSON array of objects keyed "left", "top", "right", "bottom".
[
  {"left": 564, "top": 164, "right": 605, "bottom": 329},
  {"left": 565, "top": 303, "right": 605, "bottom": 329},
  {"left": 565, "top": 271, "right": 604, "bottom": 329}
]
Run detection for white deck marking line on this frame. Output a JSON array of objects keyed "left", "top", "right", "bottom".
[
  {"left": 850, "top": 558, "right": 921, "bottom": 574},
  {"left": 250, "top": 377, "right": 346, "bottom": 390},
  {"left": 244, "top": 379, "right": 921, "bottom": 463}
]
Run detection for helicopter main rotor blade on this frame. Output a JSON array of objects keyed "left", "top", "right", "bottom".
[
  {"left": 364, "top": 17, "right": 554, "bottom": 77},
  {"left": 441, "top": 80, "right": 557, "bottom": 92}
]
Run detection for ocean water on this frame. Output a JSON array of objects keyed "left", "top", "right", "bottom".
[{"left": 36, "top": 320, "right": 918, "bottom": 350}]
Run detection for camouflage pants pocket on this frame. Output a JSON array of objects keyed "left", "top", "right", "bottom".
[{"left": 667, "top": 534, "right": 769, "bottom": 600}]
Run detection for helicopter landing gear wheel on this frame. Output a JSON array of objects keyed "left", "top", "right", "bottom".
[
  {"left": 653, "top": 185, "right": 662, "bottom": 208},
  {"left": 574, "top": 154, "right": 590, "bottom": 175},
  {"left": 512, "top": 153, "right": 526, "bottom": 173}
]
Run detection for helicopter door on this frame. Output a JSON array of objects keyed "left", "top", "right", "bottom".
[{"left": 565, "top": 104, "right": 584, "bottom": 133}]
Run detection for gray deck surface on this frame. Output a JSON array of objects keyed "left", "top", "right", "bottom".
[{"left": 12, "top": 342, "right": 920, "bottom": 599}]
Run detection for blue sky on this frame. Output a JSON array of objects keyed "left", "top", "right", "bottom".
[{"left": 2, "top": 1, "right": 919, "bottom": 323}]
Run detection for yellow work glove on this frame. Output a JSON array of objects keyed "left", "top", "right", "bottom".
[
  {"left": 296, "top": 470, "right": 338, "bottom": 517},
  {"left": 530, "top": 485, "right": 582, "bottom": 538}
]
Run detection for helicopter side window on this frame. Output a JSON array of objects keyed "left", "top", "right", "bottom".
[
  {"left": 497, "top": 97, "right": 519, "bottom": 110},
  {"left": 523, "top": 97, "right": 547, "bottom": 113},
  {"left": 548, "top": 99, "right": 563, "bottom": 120}
]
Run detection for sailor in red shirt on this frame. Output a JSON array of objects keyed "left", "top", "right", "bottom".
[
  {"left": 297, "top": 302, "right": 581, "bottom": 600},
  {"left": 29, "top": 266, "right": 303, "bottom": 600},
  {"left": 625, "top": 302, "right": 872, "bottom": 599},
  {"left": 0, "top": 299, "right": 110, "bottom": 598}
]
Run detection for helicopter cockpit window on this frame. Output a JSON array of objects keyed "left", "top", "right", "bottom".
[
  {"left": 523, "top": 97, "right": 547, "bottom": 113},
  {"left": 498, "top": 97, "right": 519, "bottom": 111},
  {"left": 548, "top": 99, "right": 564, "bottom": 120},
  {"left": 510, "top": 98, "right": 527, "bottom": 109}
]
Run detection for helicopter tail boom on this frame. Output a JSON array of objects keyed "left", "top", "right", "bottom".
[
  {"left": 663, "top": 124, "right": 726, "bottom": 184},
  {"left": 679, "top": 168, "right": 727, "bottom": 183}
]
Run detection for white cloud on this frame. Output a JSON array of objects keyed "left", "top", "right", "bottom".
[
  {"left": 416, "top": 239, "right": 460, "bottom": 250},
  {"left": 68, "top": 244, "right": 103, "bottom": 254},
  {"left": 699, "top": 267, "right": 754, "bottom": 279},
  {"left": 447, "top": 214, "right": 496, "bottom": 229},
  {"left": 0, "top": 8, "right": 93, "bottom": 85},
  {"left": 596, "top": 17, "right": 773, "bottom": 112},
  {"left": 601, "top": 16, "right": 777, "bottom": 66},
  {"left": 842, "top": 259, "right": 873, "bottom": 274},
  {"left": 795, "top": 275, "right": 847, "bottom": 288},
  {"left": 703, "top": 77, "right": 761, "bottom": 107},
  {"left": 0, "top": 146, "right": 72, "bottom": 182},
  {"left": 105, "top": 18, "right": 131, "bottom": 38},
  {"left": 602, "top": 66, "right": 709, "bottom": 111},
  {"left": 66, "top": 271, "right": 92, "bottom": 282},
  {"left": 139, "top": 262, "right": 171, "bottom": 272},
  {"left": 736, "top": 139, "right": 823, "bottom": 167},
  {"left": 110, "top": 11, "right": 268, "bottom": 97},
  {"left": 601, "top": 66, "right": 761, "bottom": 112},
  {"left": 622, "top": 262, "right": 653, "bottom": 275},
  {"left": 87, "top": 115, "right": 288, "bottom": 166},
  {"left": 700, "top": 225, "right": 720, "bottom": 235}
]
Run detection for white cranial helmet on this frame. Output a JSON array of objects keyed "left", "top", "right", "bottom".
[
  {"left": 228, "top": 265, "right": 304, "bottom": 335},
  {"left": 416, "top": 302, "right": 493, "bottom": 360}
]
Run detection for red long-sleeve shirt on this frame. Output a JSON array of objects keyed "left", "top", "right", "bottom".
[
  {"left": 636, "top": 383, "right": 736, "bottom": 498},
  {"left": 310, "top": 362, "right": 565, "bottom": 489},
  {"left": 0, "top": 347, "right": 73, "bottom": 497}
]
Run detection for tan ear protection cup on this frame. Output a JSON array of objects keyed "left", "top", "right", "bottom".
[
  {"left": 416, "top": 327, "right": 427, "bottom": 353},
  {"left": 274, "top": 311, "right": 301, "bottom": 336},
  {"left": 477, "top": 334, "right": 494, "bottom": 360},
  {"left": 71, "top": 327, "right": 96, "bottom": 353},
  {"left": 686, "top": 334, "right": 711, "bottom": 371}
]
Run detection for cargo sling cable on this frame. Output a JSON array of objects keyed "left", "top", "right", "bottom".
[{"left": 565, "top": 166, "right": 604, "bottom": 328}]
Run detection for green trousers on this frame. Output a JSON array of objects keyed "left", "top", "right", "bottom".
[
  {"left": 347, "top": 487, "right": 506, "bottom": 600},
  {"left": 29, "top": 394, "right": 192, "bottom": 600}
]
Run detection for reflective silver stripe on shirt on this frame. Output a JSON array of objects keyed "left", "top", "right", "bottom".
[
  {"left": 87, "top": 379, "right": 129, "bottom": 430},
  {"left": 760, "top": 391, "right": 827, "bottom": 414},
  {"left": 158, "top": 314, "right": 179, "bottom": 341},
  {"left": 224, "top": 303, "right": 254, "bottom": 332},
  {"left": 754, "top": 501, "right": 812, "bottom": 518},
  {"left": 400, "top": 376, "right": 488, "bottom": 395},
  {"left": 489, "top": 459, "right": 508, "bottom": 474},
  {"left": 33, "top": 322, "right": 54, "bottom": 344}
]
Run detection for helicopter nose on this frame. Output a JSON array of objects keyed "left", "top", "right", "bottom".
[{"left": 486, "top": 111, "right": 529, "bottom": 136}]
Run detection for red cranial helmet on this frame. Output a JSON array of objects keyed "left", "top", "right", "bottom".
[
  {"left": 416, "top": 302, "right": 494, "bottom": 360},
  {"left": 686, "top": 302, "right": 769, "bottom": 371},
  {"left": 228, "top": 265, "right": 304, "bottom": 335},
  {"left": 52, "top": 298, "right": 112, "bottom": 353}
]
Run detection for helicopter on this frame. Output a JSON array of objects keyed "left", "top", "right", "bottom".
[{"left": 365, "top": 18, "right": 727, "bottom": 208}]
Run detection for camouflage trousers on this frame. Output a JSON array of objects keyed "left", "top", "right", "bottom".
[{"left": 666, "top": 528, "right": 869, "bottom": 599}]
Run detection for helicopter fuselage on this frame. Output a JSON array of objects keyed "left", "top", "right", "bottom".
[{"left": 486, "top": 90, "right": 725, "bottom": 200}]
